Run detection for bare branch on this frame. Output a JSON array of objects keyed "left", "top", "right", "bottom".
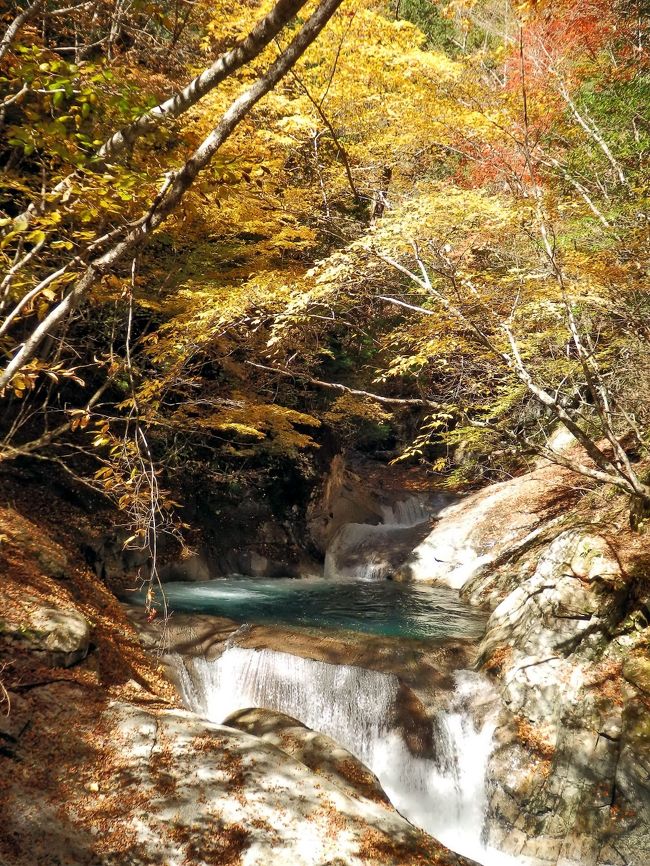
[
  {"left": 245, "top": 360, "right": 439, "bottom": 407},
  {"left": 0, "top": 0, "right": 45, "bottom": 63}
]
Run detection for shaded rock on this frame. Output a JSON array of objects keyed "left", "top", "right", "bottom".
[
  {"left": 623, "top": 654, "right": 650, "bottom": 695},
  {"left": 225, "top": 707, "right": 390, "bottom": 804},
  {"left": 84, "top": 528, "right": 151, "bottom": 584},
  {"left": 307, "top": 454, "right": 384, "bottom": 555},
  {"left": 0, "top": 601, "right": 90, "bottom": 667},
  {"left": 307, "top": 454, "right": 452, "bottom": 561},
  {"left": 325, "top": 520, "right": 432, "bottom": 580},
  {"left": 616, "top": 694, "right": 650, "bottom": 851},
  {"left": 159, "top": 553, "right": 211, "bottom": 583},
  {"left": 393, "top": 681, "right": 436, "bottom": 759}
]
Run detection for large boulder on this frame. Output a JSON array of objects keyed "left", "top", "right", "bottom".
[
  {"left": 394, "top": 461, "right": 579, "bottom": 591},
  {"left": 0, "top": 599, "right": 90, "bottom": 667},
  {"left": 225, "top": 707, "right": 390, "bottom": 804},
  {"left": 0, "top": 682, "right": 475, "bottom": 866}
]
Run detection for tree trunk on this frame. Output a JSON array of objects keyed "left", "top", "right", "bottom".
[{"left": 0, "top": 0, "right": 346, "bottom": 394}]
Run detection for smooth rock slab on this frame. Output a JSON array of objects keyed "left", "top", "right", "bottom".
[
  {"left": 0, "top": 682, "right": 475, "bottom": 866},
  {"left": 224, "top": 707, "right": 391, "bottom": 805},
  {"left": 395, "top": 461, "right": 578, "bottom": 591}
]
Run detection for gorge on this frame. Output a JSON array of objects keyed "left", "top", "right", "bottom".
[
  {"left": 1, "top": 446, "right": 649, "bottom": 865},
  {"left": 121, "top": 453, "right": 649, "bottom": 866},
  {"left": 1, "top": 1, "right": 649, "bottom": 865}
]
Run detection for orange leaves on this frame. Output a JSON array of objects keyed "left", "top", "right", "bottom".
[{"left": 4, "top": 362, "right": 85, "bottom": 399}]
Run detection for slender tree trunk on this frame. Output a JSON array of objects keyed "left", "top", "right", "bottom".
[
  {"left": 0, "top": 0, "right": 45, "bottom": 62},
  {"left": 0, "top": 0, "right": 346, "bottom": 394},
  {"left": 98, "top": 0, "right": 310, "bottom": 160},
  {"left": 8, "top": 0, "right": 310, "bottom": 239}
]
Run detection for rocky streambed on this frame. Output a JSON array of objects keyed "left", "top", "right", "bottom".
[
  {"left": 1, "top": 450, "right": 649, "bottom": 866},
  {"left": 126, "top": 450, "right": 650, "bottom": 866}
]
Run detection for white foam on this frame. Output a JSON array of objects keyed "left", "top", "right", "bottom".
[{"left": 169, "top": 647, "right": 520, "bottom": 865}]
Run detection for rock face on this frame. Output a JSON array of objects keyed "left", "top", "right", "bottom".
[
  {"left": 324, "top": 519, "right": 433, "bottom": 580},
  {"left": 310, "top": 453, "right": 456, "bottom": 579},
  {"left": 307, "top": 454, "right": 385, "bottom": 555},
  {"left": 478, "top": 530, "right": 650, "bottom": 866},
  {"left": 225, "top": 707, "right": 391, "bottom": 804},
  {"left": 0, "top": 682, "right": 474, "bottom": 866},
  {"left": 379, "top": 448, "right": 650, "bottom": 866},
  {"left": 395, "top": 461, "right": 579, "bottom": 589}
]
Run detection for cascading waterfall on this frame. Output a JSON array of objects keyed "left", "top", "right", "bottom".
[
  {"left": 171, "top": 646, "right": 395, "bottom": 767},
  {"left": 169, "top": 646, "right": 508, "bottom": 865},
  {"left": 324, "top": 494, "right": 448, "bottom": 581},
  {"left": 323, "top": 523, "right": 405, "bottom": 581},
  {"left": 379, "top": 495, "right": 435, "bottom": 527}
]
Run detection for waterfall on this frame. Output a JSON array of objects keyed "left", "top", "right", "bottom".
[
  {"left": 324, "top": 494, "right": 441, "bottom": 581},
  {"left": 379, "top": 495, "right": 432, "bottom": 527},
  {"left": 169, "top": 646, "right": 510, "bottom": 865},
  {"left": 171, "top": 646, "right": 395, "bottom": 766},
  {"left": 323, "top": 523, "right": 406, "bottom": 580}
]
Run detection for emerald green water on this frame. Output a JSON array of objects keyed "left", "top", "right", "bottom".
[{"left": 138, "top": 576, "right": 487, "bottom": 640}]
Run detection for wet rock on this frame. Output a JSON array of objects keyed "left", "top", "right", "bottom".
[
  {"left": 393, "top": 681, "right": 435, "bottom": 759},
  {"left": 159, "top": 553, "right": 211, "bottom": 583},
  {"left": 395, "top": 461, "right": 579, "bottom": 591},
  {"left": 325, "top": 520, "right": 431, "bottom": 580},
  {"left": 307, "top": 454, "right": 385, "bottom": 554}
]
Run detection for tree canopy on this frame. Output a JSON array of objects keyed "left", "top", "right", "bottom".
[{"left": 1, "top": 0, "right": 649, "bottom": 533}]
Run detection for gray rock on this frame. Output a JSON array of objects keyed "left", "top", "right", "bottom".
[
  {"left": 479, "top": 530, "right": 649, "bottom": 865},
  {"left": 1, "top": 602, "right": 90, "bottom": 667},
  {"left": 0, "top": 686, "right": 474, "bottom": 866},
  {"left": 224, "top": 707, "right": 390, "bottom": 804},
  {"left": 159, "top": 553, "right": 211, "bottom": 583},
  {"left": 396, "top": 461, "right": 577, "bottom": 589}
]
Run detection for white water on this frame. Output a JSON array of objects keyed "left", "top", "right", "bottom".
[
  {"left": 380, "top": 491, "right": 458, "bottom": 527},
  {"left": 324, "top": 494, "right": 441, "bottom": 581},
  {"left": 323, "top": 522, "right": 410, "bottom": 580},
  {"left": 169, "top": 646, "right": 515, "bottom": 865},
  {"left": 380, "top": 495, "right": 433, "bottom": 527}
]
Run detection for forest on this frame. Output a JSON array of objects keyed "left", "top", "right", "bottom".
[
  {"left": 1, "top": 0, "right": 648, "bottom": 540},
  {"left": 0, "top": 3, "right": 649, "bottom": 866}
]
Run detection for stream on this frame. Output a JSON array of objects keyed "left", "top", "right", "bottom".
[
  {"left": 169, "top": 646, "right": 514, "bottom": 866},
  {"left": 144, "top": 576, "right": 487, "bottom": 640},
  {"left": 137, "top": 495, "right": 520, "bottom": 865}
]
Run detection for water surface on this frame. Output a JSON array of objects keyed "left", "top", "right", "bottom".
[{"left": 140, "top": 576, "right": 487, "bottom": 641}]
